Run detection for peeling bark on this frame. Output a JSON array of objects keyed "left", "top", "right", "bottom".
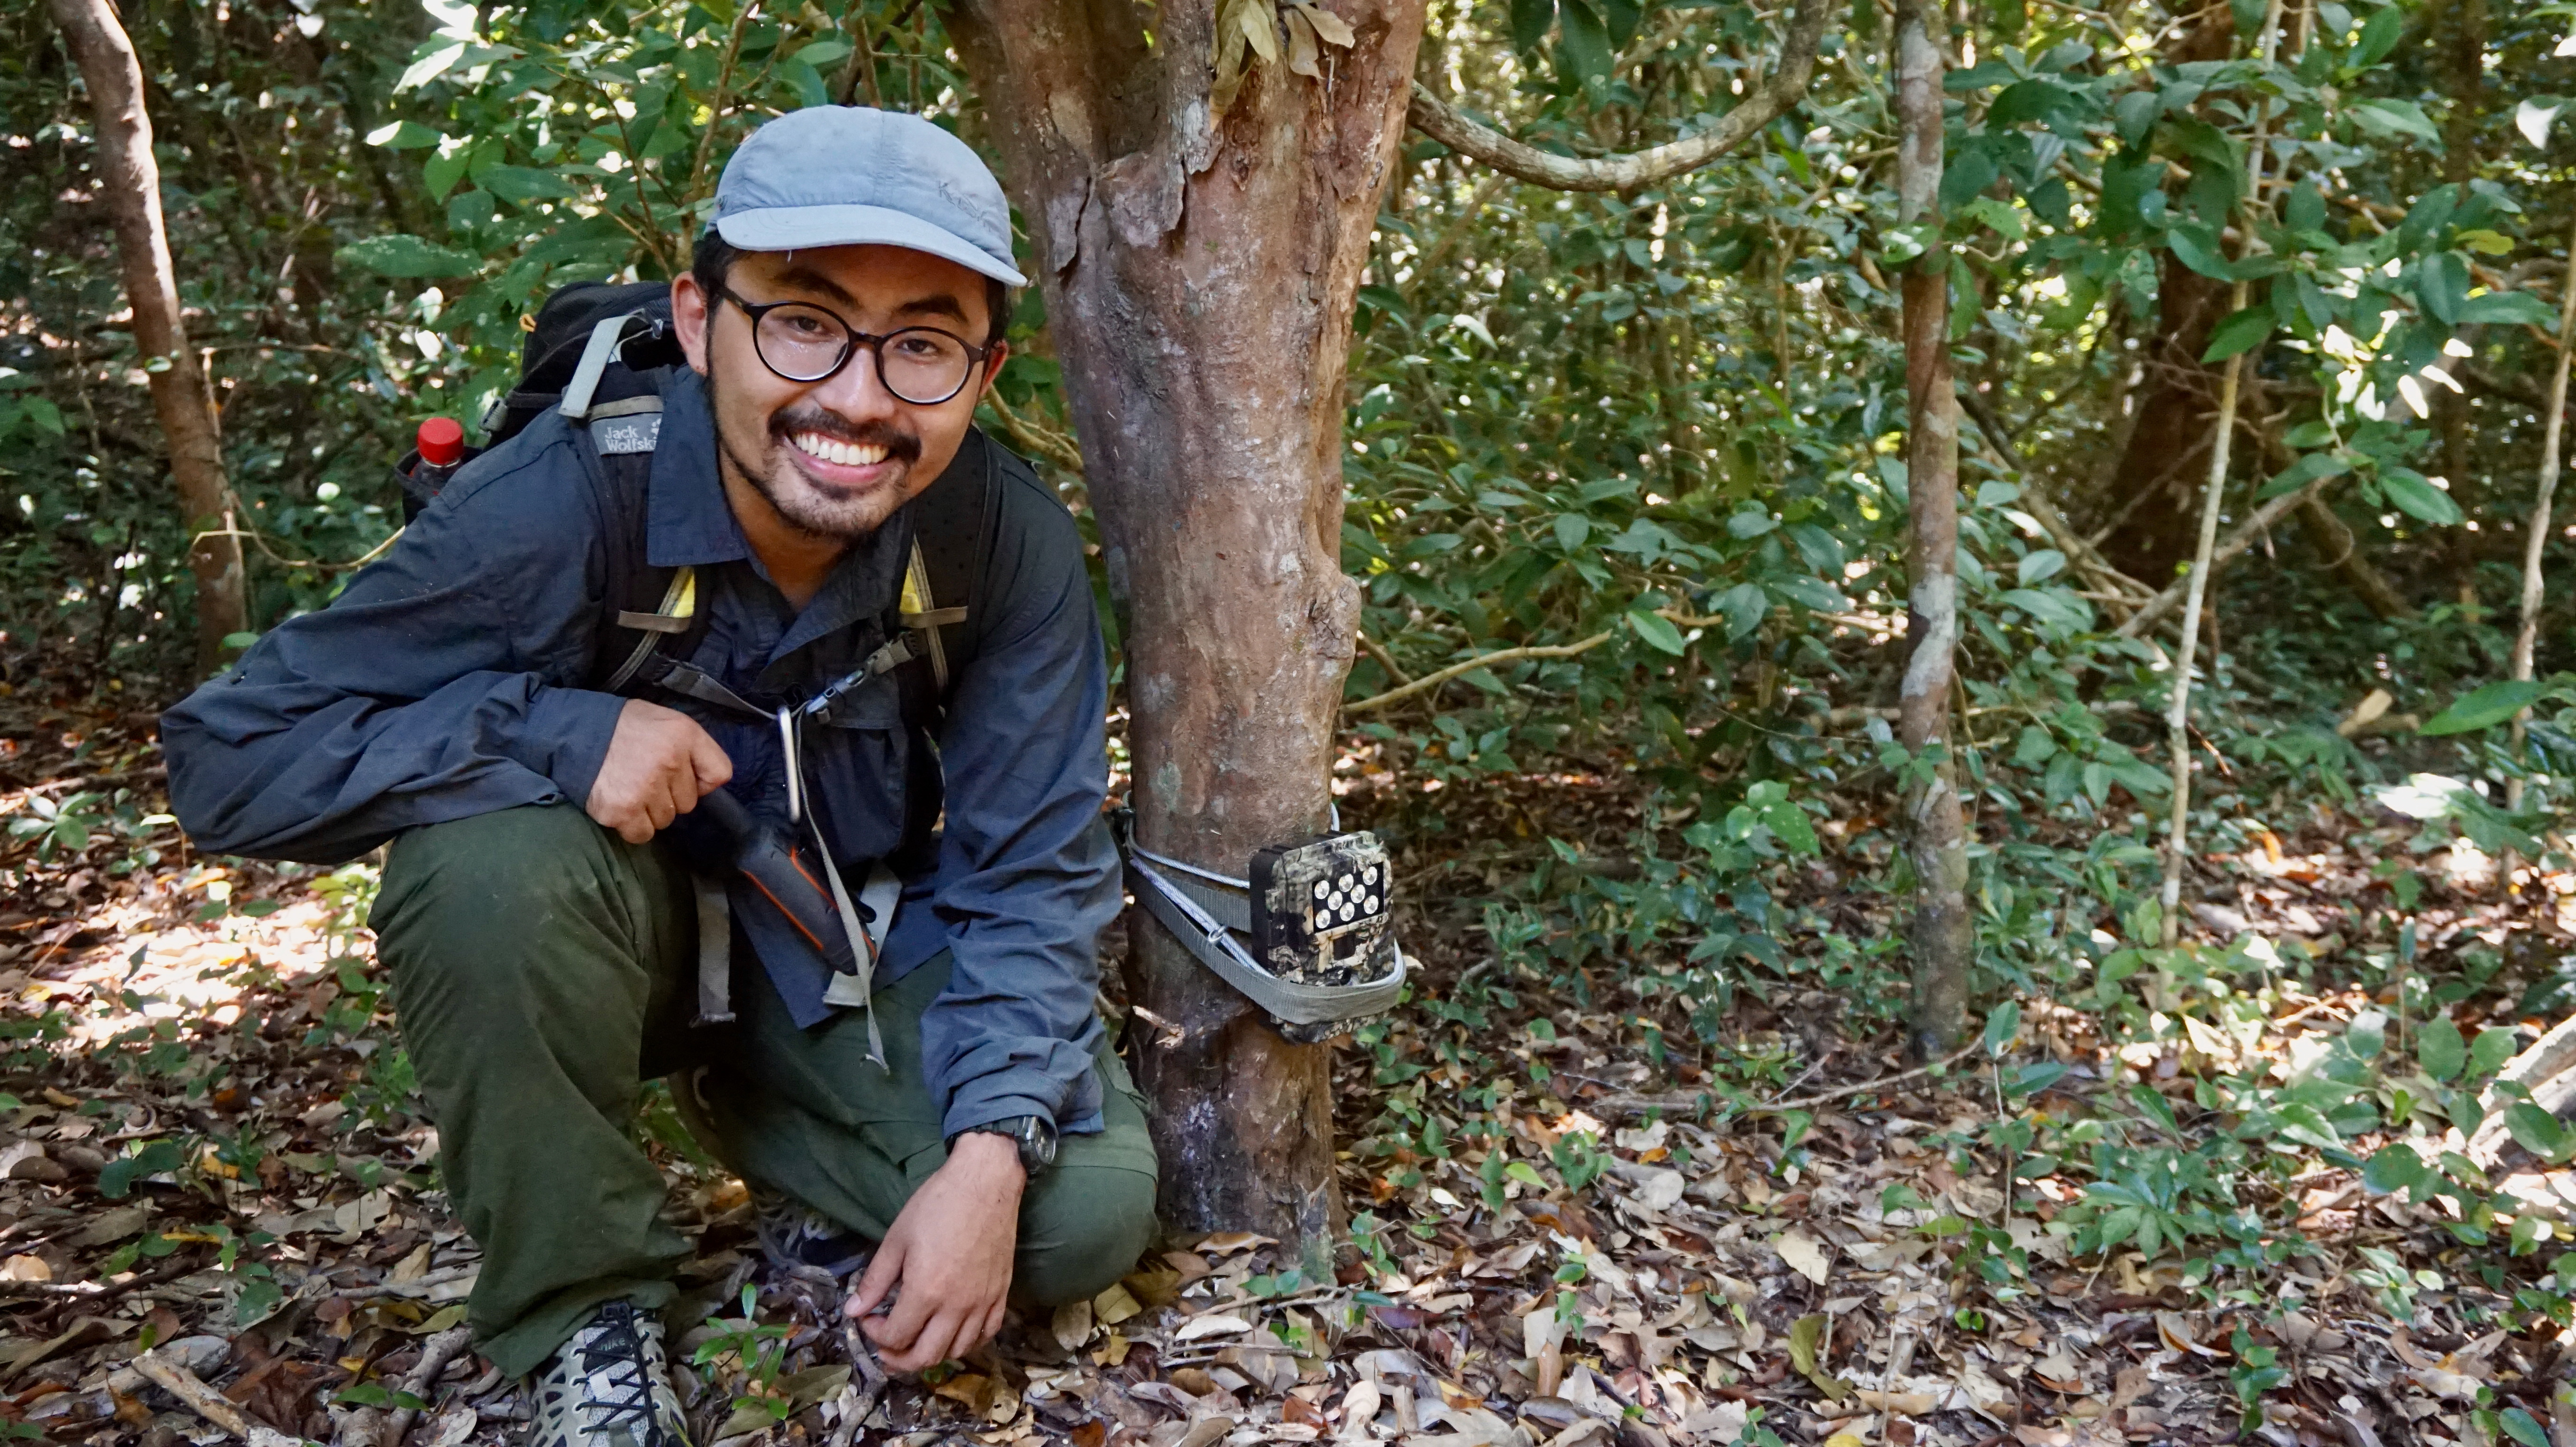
[
  {"left": 1893, "top": 0, "right": 1969, "bottom": 1058},
  {"left": 948, "top": 0, "right": 1425, "bottom": 1249},
  {"left": 50, "top": 0, "right": 246, "bottom": 677}
]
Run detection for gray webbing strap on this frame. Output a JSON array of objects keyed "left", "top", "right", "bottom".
[
  {"left": 693, "top": 872, "right": 735, "bottom": 1025},
  {"left": 655, "top": 660, "right": 769, "bottom": 721},
  {"left": 1116, "top": 834, "right": 1407, "bottom": 1027},
  {"left": 560, "top": 314, "right": 642, "bottom": 421}
]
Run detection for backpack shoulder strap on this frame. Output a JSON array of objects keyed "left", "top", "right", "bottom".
[
  {"left": 896, "top": 426, "right": 1001, "bottom": 706},
  {"left": 568, "top": 386, "right": 715, "bottom": 694}
]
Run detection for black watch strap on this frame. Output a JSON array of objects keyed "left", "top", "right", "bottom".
[{"left": 950, "top": 1115, "right": 1057, "bottom": 1175}]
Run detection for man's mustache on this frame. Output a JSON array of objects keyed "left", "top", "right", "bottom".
[{"left": 770, "top": 409, "right": 922, "bottom": 466}]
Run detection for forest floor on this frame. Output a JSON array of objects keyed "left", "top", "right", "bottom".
[{"left": 0, "top": 668, "right": 2567, "bottom": 1447}]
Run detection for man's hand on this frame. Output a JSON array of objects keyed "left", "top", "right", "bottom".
[
  {"left": 586, "top": 699, "right": 733, "bottom": 844},
  {"left": 843, "top": 1132, "right": 1024, "bottom": 1371}
]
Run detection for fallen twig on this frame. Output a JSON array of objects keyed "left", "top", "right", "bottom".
[
  {"left": 1594, "top": 1041, "right": 1984, "bottom": 1117},
  {"left": 130, "top": 1347, "right": 304, "bottom": 1447},
  {"left": 381, "top": 1325, "right": 475, "bottom": 1447}
]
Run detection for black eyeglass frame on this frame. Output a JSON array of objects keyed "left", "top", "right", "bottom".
[{"left": 713, "top": 283, "right": 996, "bottom": 405}]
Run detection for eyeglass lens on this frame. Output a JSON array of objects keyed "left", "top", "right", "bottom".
[{"left": 752, "top": 302, "right": 973, "bottom": 404}]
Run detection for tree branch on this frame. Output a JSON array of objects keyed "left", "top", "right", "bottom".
[
  {"left": 1343, "top": 632, "right": 1613, "bottom": 714},
  {"left": 1404, "top": 0, "right": 1836, "bottom": 193},
  {"left": 2112, "top": 471, "right": 2338, "bottom": 640}
]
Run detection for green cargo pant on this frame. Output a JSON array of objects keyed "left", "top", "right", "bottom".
[{"left": 369, "top": 804, "right": 1159, "bottom": 1377}]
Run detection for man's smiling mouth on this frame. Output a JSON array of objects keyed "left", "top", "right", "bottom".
[{"left": 788, "top": 432, "right": 892, "bottom": 468}]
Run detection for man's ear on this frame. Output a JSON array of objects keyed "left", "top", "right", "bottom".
[
  {"left": 974, "top": 341, "right": 1009, "bottom": 401},
  {"left": 671, "top": 273, "right": 713, "bottom": 375}
]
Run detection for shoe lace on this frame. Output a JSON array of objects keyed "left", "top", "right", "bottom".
[{"left": 574, "top": 1304, "right": 670, "bottom": 1447}]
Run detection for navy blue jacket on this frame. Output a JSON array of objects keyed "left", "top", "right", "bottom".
[{"left": 161, "top": 367, "right": 1121, "bottom": 1138}]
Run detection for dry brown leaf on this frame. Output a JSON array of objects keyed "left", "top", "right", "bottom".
[
  {"left": 1775, "top": 1228, "right": 1830, "bottom": 1285},
  {"left": 1197, "top": 1232, "right": 1274, "bottom": 1256},
  {"left": 1092, "top": 1282, "right": 1142, "bottom": 1326},
  {"left": 1051, "top": 1298, "right": 1095, "bottom": 1353}
]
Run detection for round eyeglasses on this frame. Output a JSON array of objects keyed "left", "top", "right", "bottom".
[{"left": 715, "top": 284, "right": 993, "bottom": 405}]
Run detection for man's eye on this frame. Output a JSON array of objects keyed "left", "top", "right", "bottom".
[
  {"left": 779, "top": 313, "right": 834, "bottom": 339},
  {"left": 892, "top": 335, "right": 950, "bottom": 359}
]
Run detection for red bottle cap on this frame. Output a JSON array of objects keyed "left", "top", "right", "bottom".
[{"left": 416, "top": 416, "right": 465, "bottom": 467}]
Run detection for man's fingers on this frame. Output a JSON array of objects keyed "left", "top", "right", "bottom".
[
  {"left": 898, "top": 1308, "right": 973, "bottom": 1372},
  {"left": 616, "top": 813, "right": 655, "bottom": 846},
  {"left": 865, "top": 1279, "right": 940, "bottom": 1358},
  {"left": 847, "top": 1247, "right": 902, "bottom": 1319},
  {"left": 689, "top": 730, "right": 735, "bottom": 793}
]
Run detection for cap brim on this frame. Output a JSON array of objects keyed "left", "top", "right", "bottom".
[{"left": 716, "top": 204, "right": 1027, "bottom": 286}]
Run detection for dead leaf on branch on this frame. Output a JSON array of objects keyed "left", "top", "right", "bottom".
[{"left": 1210, "top": 0, "right": 1356, "bottom": 114}]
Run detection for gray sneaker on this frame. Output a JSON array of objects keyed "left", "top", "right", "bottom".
[
  {"left": 751, "top": 1192, "right": 873, "bottom": 1279},
  {"left": 526, "top": 1301, "right": 690, "bottom": 1447}
]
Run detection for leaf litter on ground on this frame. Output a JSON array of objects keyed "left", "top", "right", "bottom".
[{"left": 2, "top": 688, "right": 2575, "bottom": 1447}]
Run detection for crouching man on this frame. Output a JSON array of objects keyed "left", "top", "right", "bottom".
[{"left": 161, "top": 106, "right": 1156, "bottom": 1447}]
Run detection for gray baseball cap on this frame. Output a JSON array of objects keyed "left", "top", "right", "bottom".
[{"left": 709, "top": 106, "right": 1026, "bottom": 287}]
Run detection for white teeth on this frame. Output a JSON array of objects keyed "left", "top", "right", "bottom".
[{"left": 792, "top": 433, "right": 890, "bottom": 468}]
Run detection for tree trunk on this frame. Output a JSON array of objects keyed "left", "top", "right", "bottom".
[
  {"left": 1893, "top": 0, "right": 1970, "bottom": 1058},
  {"left": 50, "top": 0, "right": 246, "bottom": 679},
  {"left": 2084, "top": 9, "right": 2239, "bottom": 583},
  {"left": 947, "top": 0, "right": 1424, "bottom": 1252}
]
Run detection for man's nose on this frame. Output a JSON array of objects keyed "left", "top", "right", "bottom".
[{"left": 808, "top": 342, "right": 906, "bottom": 420}]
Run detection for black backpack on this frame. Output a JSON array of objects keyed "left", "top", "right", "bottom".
[{"left": 391, "top": 280, "right": 999, "bottom": 731}]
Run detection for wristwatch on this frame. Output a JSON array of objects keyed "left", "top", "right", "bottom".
[{"left": 951, "top": 1115, "right": 1058, "bottom": 1176}]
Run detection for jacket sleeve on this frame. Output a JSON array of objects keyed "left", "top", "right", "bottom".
[
  {"left": 915, "top": 478, "right": 1122, "bottom": 1141},
  {"left": 160, "top": 430, "right": 630, "bottom": 864}
]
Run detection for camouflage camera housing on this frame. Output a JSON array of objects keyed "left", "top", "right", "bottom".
[{"left": 1249, "top": 832, "right": 1396, "bottom": 987}]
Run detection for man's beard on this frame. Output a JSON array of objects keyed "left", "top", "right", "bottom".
[{"left": 709, "top": 368, "right": 924, "bottom": 541}]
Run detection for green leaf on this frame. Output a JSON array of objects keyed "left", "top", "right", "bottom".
[
  {"left": 2254, "top": 449, "right": 2351, "bottom": 502},
  {"left": 1983, "top": 1000, "right": 2022, "bottom": 1057},
  {"left": 2379, "top": 469, "right": 2464, "bottom": 526},
  {"left": 2421, "top": 680, "right": 2546, "bottom": 736},
  {"left": 364, "top": 120, "right": 446, "bottom": 151},
  {"left": 2470, "top": 1028, "right": 2520, "bottom": 1080},
  {"left": 2350, "top": 99, "right": 2441, "bottom": 145},
  {"left": 1771, "top": 576, "right": 1850, "bottom": 613},
  {"left": 1555, "top": 0, "right": 1611, "bottom": 85},
  {"left": 2458, "top": 290, "right": 2561, "bottom": 327},
  {"left": 424, "top": 150, "right": 472, "bottom": 202},
  {"left": 2202, "top": 305, "right": 2274, "bottom": 363},
  {"left": 1509, "top": 0, "right": 1556, "bottom": 51},
  {"left": 2417, "top": 252, "right": 2470, "bottom": 326},
  {"left": 1718, "top": 583, "right": 1770, "bottom": 641},
  {"left": 481, "top": 165, "right": 579, "bottom": 204},
  {"left": 2500, "top": 1409, "right": 2551, "bottom": 1447},
  {"left": 2361, "top": 1143, "right": 2429, "bottom": 1195},
  {"left": 1627, "top": 608, "right": 1687, "bottom": 655},
  {"left": 1551, "top": 513, "right": 1590, "bottom": 553},
  {"left": 396, "top": 40, "right": 468, "bottom": 92},
  {"left": 2351, "top": 4, "right": 2404, "bottom": 67},
  {"left": 2000, "top": 587, "right": 2093, "bottom": 632},
  {"left": 2164, "top": 224, "right": 2236, "bottom": 281},
  {"left": 2507, "top": 1102, "right": 2572, "bottom": 1161},
  {"left": 338, "top": 234, "right": 482, "bottom": 280},
  {"left": 2013, "top": 724, "right": 2058, "bottom": 767},
  {"left": 2016, "top": 549, "right": 2066, "bottom": 586},
  {"left": 1759, "top": 794, "right": 1819, "bottom": 856},
  {"left": 2417, "top": 1018, "right": 2466, "bottom": 1081}
]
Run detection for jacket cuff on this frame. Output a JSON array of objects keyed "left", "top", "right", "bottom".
[
  {"left": 515, "top": 686, "right": 630, "bottom": 809},
  {"left": 939, "top": 1083, "right": 1059, "bottom": 1145}
]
